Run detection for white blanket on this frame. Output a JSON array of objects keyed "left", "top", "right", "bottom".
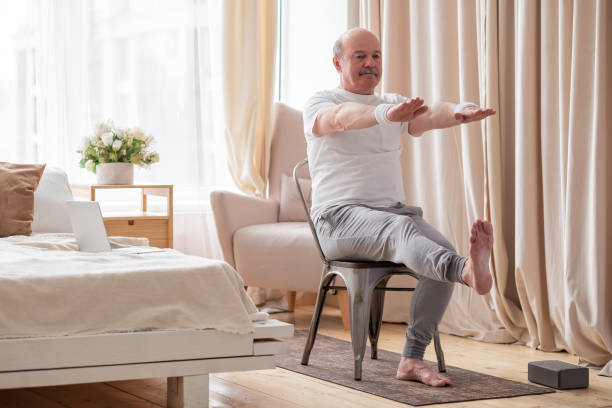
[{"left": 0, "top": 234, "right": 257, "bottom": 339}]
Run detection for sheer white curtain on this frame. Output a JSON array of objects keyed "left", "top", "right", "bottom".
[
  {"left": 278, "top": 0, "right": 349, "bottom": 110},
  {"left": 0, "top": 0, "right": 232, "bottom": 258},
  {"left": 35, "top": 1, "right": 91, "bottom": 170},
  {"left": 0, "top": 2, "right": 36, "bottom": 160}
]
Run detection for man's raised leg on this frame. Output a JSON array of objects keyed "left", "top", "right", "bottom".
[
  {"left": 396, "top": 219, "right": 494, "bottom": 387},
  {"left": 461, "top": 220, "right": 494, "bottom": 295}
]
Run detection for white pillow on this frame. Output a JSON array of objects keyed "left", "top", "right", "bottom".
[
  {"left": 278, "top": 174, "right": 311, "bottom": 222},
  {"left": 31, "top": 167, "right": 74, "bottom": 233}
]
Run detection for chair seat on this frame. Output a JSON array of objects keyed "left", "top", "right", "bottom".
[{"left": 329, "top": 260, "right": 412, "bottom": 270}]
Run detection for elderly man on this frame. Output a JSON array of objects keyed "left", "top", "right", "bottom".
[{"left": 303, "top": 27, "right": 496, "bottom": 387}]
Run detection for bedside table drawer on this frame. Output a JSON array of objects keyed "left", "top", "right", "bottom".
[{"left": 104, "top": 219, "right": 169, "bottom": 248}]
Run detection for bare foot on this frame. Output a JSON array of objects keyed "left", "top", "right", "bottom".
[
  {"left": 396, "top": 357, "right": 451, "bottom": 386},
  {"left": 461, "top": 219, "right": 494, "bottom": 295}
]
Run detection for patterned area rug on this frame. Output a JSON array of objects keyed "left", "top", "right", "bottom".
[{"left": 276, "top": 330, "right": 554, "bottom": 406}]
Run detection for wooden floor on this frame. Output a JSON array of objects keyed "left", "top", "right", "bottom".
[{"left": 1, "top": 305, "right": 611, "bottom": 408}]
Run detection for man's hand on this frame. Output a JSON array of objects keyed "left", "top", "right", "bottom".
[
  {"left": 387, "top": 98, "right": 429, "bottom": 122},
  {"left": 454, "top": 106, "right": 496, "bottom": 123}
]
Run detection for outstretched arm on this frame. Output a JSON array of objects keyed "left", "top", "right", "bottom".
[
  {"left": 407, "top": 101, "right": 495, "bottom": 136},
  {"left": 312, "top": 98, "right": 428, "bottom": 136}
]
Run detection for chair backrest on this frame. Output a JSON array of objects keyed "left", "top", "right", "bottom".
[
  {"left": 294, "top": 159, "right": 328, "bottom": 263},
  {"left": 268, "top": 102, "right": 309, "bottom": 202}
]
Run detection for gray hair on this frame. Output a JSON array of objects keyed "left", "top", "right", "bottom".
[{"left": 333, "top": 36, "right": 344, "bottom": 58}]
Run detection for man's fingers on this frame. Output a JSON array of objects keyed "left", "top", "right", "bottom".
[
  {"left": 457, "top": 108, "right": 496, "bottom": 123},
  {"left": 400, "top": 101, "right": 427, "bottom": 121},
  {"left": 472, "top": 108, "right": 495, "bottom": 118},
  {"left": 412, "top": 98, "right": 424, "bottom": 108},
  {"left": 402, "top": 98, "right": 424, "bottom": 112},
  {"left": 387, "top": 98, "right": 427, "bottom": 122},
  {"left": 472, "top": 109, "right": 495, "bottom": 121},
  {"left": 413, "top": 105, "right": 428, "bottom": 118},
  {"left": 469, "top": 111, "right": 486, "bottom": 121}
]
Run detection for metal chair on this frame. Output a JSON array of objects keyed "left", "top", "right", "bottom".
[{"left": 294, "top": 158, "right": 446, "bottom": 381}]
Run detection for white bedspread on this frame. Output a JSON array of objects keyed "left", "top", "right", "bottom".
[{"left": 0, "top": 234, "right": 257, "bottom": 339}]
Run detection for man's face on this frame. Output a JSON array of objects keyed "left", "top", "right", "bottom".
[{"left": 333, "top": 30, "right": 382, "bottom": 95}]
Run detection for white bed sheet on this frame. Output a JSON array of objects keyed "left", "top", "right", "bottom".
[{"left": 0, "top": 233, "right": 257, "bottom": 339}]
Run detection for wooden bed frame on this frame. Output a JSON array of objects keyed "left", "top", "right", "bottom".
[{"left": 0, "top": 319, "right": 293, "bottom": 407}]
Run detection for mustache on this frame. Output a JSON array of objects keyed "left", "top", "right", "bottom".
[{"left": 359, "top": 68, "right": 379, "bottom": 76}]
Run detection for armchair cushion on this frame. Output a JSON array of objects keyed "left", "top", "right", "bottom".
[
  {"left": 210, "top": 190, "right": 279, "bottom": 268},
  {"left": 233, "top": 222, "right": 322, "bottom": 293},
  {"left": 278, "top": 174, "right": 311, "bottom": 222}
]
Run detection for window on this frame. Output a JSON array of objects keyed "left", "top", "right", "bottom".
[
  {"left": 277, "top": 0, "right": 351, "bottom": 110},
  {"left": 1, "top": 0, "right": 355, "bottom": 199},
  {"left": 0, "top": 0, "right": 230, "bottom": 205},
  {"left": 0, "top": 2, "right": 36, "bottom": 162}
]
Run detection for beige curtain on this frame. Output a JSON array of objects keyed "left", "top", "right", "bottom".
[
  {"left": 373, "top": 0, "right": 516, "bottom": 343},
  {"left": 504, "top": 0, "right": 612, "bottom": 365},
  {"left": 369, "top": 0, "right": 612, "bottom": 365},
  {"left": 221, "top": 0, "right": 277, "bottom": 197},
  {"left": 220, "top": 0, "right": 283, "bottom": 308}
]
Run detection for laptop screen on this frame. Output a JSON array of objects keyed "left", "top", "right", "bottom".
[{"left": 65, "top": 201, "right": 112, "bottom": 252}]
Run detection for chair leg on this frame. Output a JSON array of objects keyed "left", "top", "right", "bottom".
[
  {"left": 346, "top": 273, "right": 373, "bottom": 381},
  {"left": 301, "top": 269, "right": 335, "bottom": 366},
  {"left": 285, "top": 291, "right": 296, "bottom": 312},
  {"left": 368, "top": 279, "right": 388, "bottom": 360},
  {"left": 433, "top": 328, "right": 446, "bottom": 372},
  {"left": 337, "top": 289, "right": 350, "bottom": 330}
]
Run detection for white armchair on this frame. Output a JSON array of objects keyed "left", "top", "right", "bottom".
[{"left": 211, "top": 103, "right": 324, "bottom": 312}]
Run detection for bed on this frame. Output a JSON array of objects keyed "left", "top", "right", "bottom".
[{"left": 0, "top": 166, "right": 293, "bottom": 407}]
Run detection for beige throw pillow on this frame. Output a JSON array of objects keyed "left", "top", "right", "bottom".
[
  {"left": 278, "top": 174, "right": 311, "bottom": 222},
  {"left": 0, "top": 162, "right": 46, "bottom": 237}
]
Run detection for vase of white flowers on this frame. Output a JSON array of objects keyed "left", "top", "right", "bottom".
[{"left": 77, "top": 121, "right": 159, "bottom": 185}]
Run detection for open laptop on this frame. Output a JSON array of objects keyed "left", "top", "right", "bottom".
[{"left": 66, "top": 200, "right": 165, "bottom": 254}]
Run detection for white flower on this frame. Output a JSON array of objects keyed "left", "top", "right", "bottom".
[
  {"left": 85, "top": 160, "right": 95, "bottom": 172},
  {"left": 114, "top": 129, "right": 126, "bottom": 139},
  {"left": 131, "top": 128, "right": 146, "bottom": 141},
  {"left": 95, "top": 121, "right": 112, "bottom": 135},
  {"left": 112, "top": 139, "right": 122, "bottom": 151},
  {"left": 101, "top": 132, "right": 114, "bottom": 146}
]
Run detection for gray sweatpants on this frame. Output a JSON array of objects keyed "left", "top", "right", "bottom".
[{"left": 314, "top": 203, "right": 468, "bottom": 359}]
